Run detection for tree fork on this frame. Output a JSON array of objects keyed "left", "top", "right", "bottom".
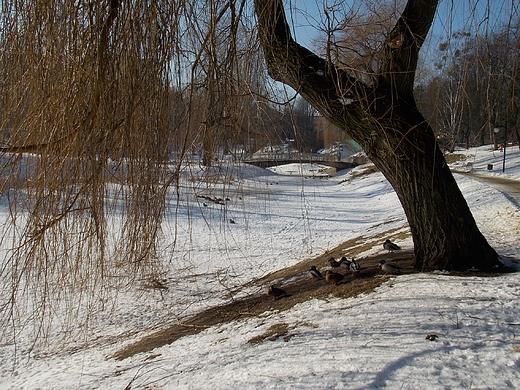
[{"left": 254, "top": 0, "right": 500, "bottom": 271}]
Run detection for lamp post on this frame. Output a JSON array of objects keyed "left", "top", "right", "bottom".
[
  {"left": 494, "top": 126, "right": 506, "bottom": 172},
  {"left": 493, "top": 127, "right": 500, "bottom": 151}
]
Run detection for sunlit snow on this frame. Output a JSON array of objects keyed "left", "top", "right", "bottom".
[{"left": 1, "top": 145, "right": 519, "bottom": 389}]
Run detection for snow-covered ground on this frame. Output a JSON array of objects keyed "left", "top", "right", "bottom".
[
  {"left": 449, "top": 144, "right": 520, "bottom": 181},
  {"left": 0, "top": 145, "right": 519, "bottom": 389}
]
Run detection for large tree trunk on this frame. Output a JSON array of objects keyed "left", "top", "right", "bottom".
[
  {"left": 254, "top": 0, "right": 500, "bottom": 271},
  {"left": 369, "top": 99, "right": 498, "bottom": 270}
]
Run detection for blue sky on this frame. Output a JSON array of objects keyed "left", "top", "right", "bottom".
[
  {"left": 286, "top": 0, "right": 516, "bottom": 52},
  {"left": 271, "top": 0, "right": 517, "bottom": 99}
]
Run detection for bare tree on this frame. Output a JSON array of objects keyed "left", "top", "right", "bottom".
[
  {"left": 253, "top": 0, "right": 500, "bottom": 271},
  {"left": 419, "top": 21, "right": 520, "bottom": 150},
  {"left": 0, "top": 0, "right": 283, "bottom": 345}
]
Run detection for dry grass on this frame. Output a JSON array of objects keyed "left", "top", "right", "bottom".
[
  {"left": 111, "top": 226, "right": 514, "bottom": 361},
  {"left": 346, "top": 164, "right": 379, "bottom": 179},
  {"left": 112, "top": 236, "right": 416, "bottom": 360},
  {"left": 443, "top": 153, "right": 467, "bottom": 164},
  {"left": 247, "top": 323, "right": 295, "bottom": 344}
]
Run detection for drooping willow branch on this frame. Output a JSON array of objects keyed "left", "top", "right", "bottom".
[{"left": 0, "top": 0, "right": 120, "bottom": 153}]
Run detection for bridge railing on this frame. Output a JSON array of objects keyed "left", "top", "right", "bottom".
[
  {"left": 247, "top": 152, "right": 368, "bottom": 165},
  {"left": 248, "top": 152, "right": 334, "bottom": 162}
]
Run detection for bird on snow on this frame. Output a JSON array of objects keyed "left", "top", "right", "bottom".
[
  {"left": 349, "top": 259, "right": 361, "bottom": 275},
  {"left": 267, "top": 285, "right": 289, "bottom": 300},
  {"left": 379, "top": 260, "right": 403, "bottom": 275},
  {"left": 325, "top": 270, "right": 344, "bottom": 286},
  {"left": 309, "top": 266, "right": 324, "bottom": 281},
  {"left": 383, "top": 239, "right": 401, "bottom": 252},
  {"left": 328, "top": 257, "right": 340, "bottom": 268}
]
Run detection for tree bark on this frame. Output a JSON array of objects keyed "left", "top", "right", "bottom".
[{"left": 254, "top": 0, "right": 500, "bottom": 271}]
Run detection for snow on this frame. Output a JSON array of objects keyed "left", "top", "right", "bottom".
[
  {"left": 338, "top": 97, "right": 354, "bottom": 105},
  {"left": 1, "top": 145, "right": 520, "bottom": 389},
  {"left": 450, "top": 144, "right": 520, "bottom": 181}
]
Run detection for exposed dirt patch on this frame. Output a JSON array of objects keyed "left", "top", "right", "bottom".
[
  {"left": 112, "top": 230, "right": 514, "bottom": 361},
  {"left": 243, "top": 229, "right": 410, "bottom": 289},
  {"left": 338, "top": 164, "right": 379, "bottom": 183},
  {"left": 112, "top": 240, "right": 415, "bottom": 361},
  {"left": 247, "top": 322, "right": 296, "bottom": 344},
  {"left": 444, "top": 153, "right": 468, "bottom": 164}
]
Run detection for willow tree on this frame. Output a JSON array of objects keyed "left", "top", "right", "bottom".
[
  {"left": 0, "top": 0, "right": 267, "bottom": 344},
  {"left": 253, "top": 0, "right": 500, "bottom": 271}
]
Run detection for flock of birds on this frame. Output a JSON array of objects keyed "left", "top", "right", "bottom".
[{"left": 267, "top": 239, "right": 404, "bottom": 300}]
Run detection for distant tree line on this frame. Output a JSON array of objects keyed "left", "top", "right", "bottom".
[
  {"left": 162, "top": 7, "right": 520, "bottom": 159},
  {"left": 415, "top": 22, "right": 520, "bottom": 151}
]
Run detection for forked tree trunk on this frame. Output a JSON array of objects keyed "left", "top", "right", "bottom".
[{"left": 254, "top": 0, "right": 500, "bottom": 271}]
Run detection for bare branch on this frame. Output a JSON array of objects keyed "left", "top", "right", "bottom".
[{"left": 379, "top": 0, "right": 438, "bottom": 97}]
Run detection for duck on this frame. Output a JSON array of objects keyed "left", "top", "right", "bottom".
[
  {"left": 383, "top": 239, "right": 401, "bottom": 252},
  {"left": 379, "top": 260, "right": 403, "bottom": 275},
  {"left": 339, "top": 257, "right": 351, "bottom": 273},
  {"left": 325, "top": 270, "right": 344, "bottom": 286},
  {"left": 349, "top": 259, "right": 361, "bottom": 275},
  {"left": 328, "top": 257, "right": 340, "bottom": 268},
  {"left": 267, "top": 285, "right": 289, "bottom": 300},
  {"left": 309, "top": 266, "right": 324, "bottom": 281},
  {"left": 150, "top": 279, "right": 168, "bottom": 290}
]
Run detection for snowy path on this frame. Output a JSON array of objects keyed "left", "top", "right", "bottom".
[{"left": 453, "top": 170, "right": 520, "bottom": 207}]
